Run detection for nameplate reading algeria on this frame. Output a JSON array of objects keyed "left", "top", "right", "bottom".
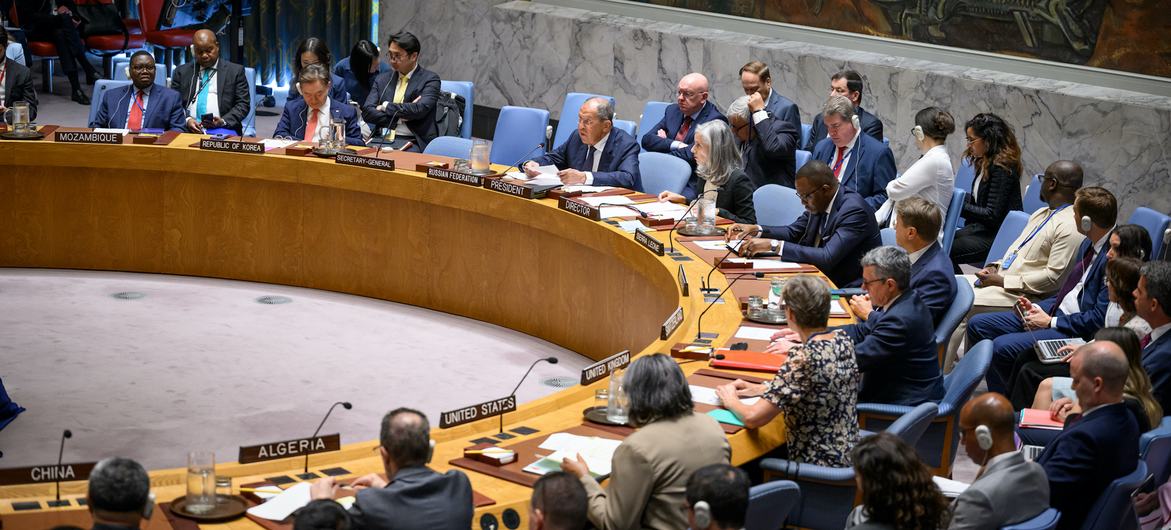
[
  {"left": 634, "top": 228, "right": 665, "bottom": 256},
  {"left": 439, "top": 395, "right": 517, "bottom": 429},
  {"left": 199, "top": 138, "right": 265, "bottom": 154},
  {"left": 0, "top": 462, "right": 97, "bottom": 486},
  {"left": 484, "top": 177, "right": 534, "bottom": 199},
  {"left": 55, "top": 131, "right": 122, "bottom": 144},
  {"left": 238, "top": 433, "right": 342, "bottom": 464},
  {"left": 558, "top": 197, "right": 601, "bottom": 221},
  {"left": 580, "top": 349, "right": 631, "bottom": 385},
  {"left": 335, "top": 153, "right": 395, "bottom": 171},
  {"left": 427, "top": 167, "right": 484, "bottom": 187},
  {"left": 661, "top": 306, "right": 684, "bottom": 340}
]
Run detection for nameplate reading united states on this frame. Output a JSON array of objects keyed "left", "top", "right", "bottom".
[
  {"left": 335, "top": 153, "right": 395, "bottom": 171},
  {"left": 427, "top": 167, "right": 484, "bottom": 187},
  {"left": 199, "top": 138, "right": 265, "bottom": 154},
  {"left": 0, "top": 462, "right": 97, "bottom": 486},
  {"left": 439, "top": 396, "right": 517, "bottom": 429},
  {"left": 634, "top": 228, "right": 665, "bottom": 256},
  {"left": 661, "top": 306, "right": 685, "bottom": 340},
  {"left": 55, "top": 131, "right": 122, "bottom": 144},
  {"left": 558, "top": 197, "right": 601, "bottom": 221},
  {"left": 580, "top": 350, "right": 632, "bottom": 385},
  {"left": 484, "top": 177, "right": 534, "bottom": 199},
  {"left": 238, "top": 434, "right": 341, "bottom": 464}
]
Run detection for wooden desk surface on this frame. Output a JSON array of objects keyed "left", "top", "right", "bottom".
[{"left": 0, "top": 133, "right": 854, "bottom": 529}]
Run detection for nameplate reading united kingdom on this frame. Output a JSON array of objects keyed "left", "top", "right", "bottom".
[
  {"left": 199, "top": 138, "right": 265, "bottom": 154},
  {"left": 634, "top": 228, "right": 665, "bottom": 256},
  {"left": 55, "top": 131, "right": 122, "bottom": 144},
  {"left": 580, "top": 350, "right": 632, "bottom": 385},
  {"left": 238, "top": 434, "right": 341, "bottom": 464},
  {"left": 558, "top": 197, "right": 601, "bottom": 221},
  {"left": 439, "top": 396, "right": 517, "bottom": 429},
  {"left": 0, "top": 462, "right": 97, "bottom": 486},
  {"left": 427, "top": 167, "right": 484, "bottom": 187},
  {"left": 484, "top": 177, "right": 534, "bottom": 199},
  {"left": 335, "top": 153, "right": 395, "bottom": 171},
  {"left": 661, "top": 306, "right": 684, "bottom": 340}
]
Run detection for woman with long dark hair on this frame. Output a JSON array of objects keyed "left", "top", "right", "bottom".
[
  {"left": 287, "top": 37, "right": 349, "bottom": 103},
  {"left": 334, "top": 39, "right": 387, "bottom": 107},
  {"left": 950, "top": 113, "right": 1023, "bottom": 269},
  {"left": 846, "top": 432, "right": 950, "bottom": 529}
]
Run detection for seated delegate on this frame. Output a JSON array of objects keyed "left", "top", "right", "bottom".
[
  {"left": 523, "top": 97, "right": 640, "bottom": 190},
  {"left": 657, "top": 119, "right": 756, "bottom": 224},
  {"left": 90, "top": 51, "right": 186, "bottom": 132},
  {"left": 273, "top": 64, "right": 363, "bottom": 146}
]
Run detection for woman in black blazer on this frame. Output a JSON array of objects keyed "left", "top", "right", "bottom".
[
  {"left": 950, "top": 113, "right": 1023, "bottom": 269},
  {"left": 657, "top": 120, "right": 757, "bottom": 224}
]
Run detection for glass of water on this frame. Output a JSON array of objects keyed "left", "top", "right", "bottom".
[
  {"left": 606, "top": 369, "right": 630, "bottom": 424},
  {"left": 186, "top": 451, "right": 216, "bottom": 514}
]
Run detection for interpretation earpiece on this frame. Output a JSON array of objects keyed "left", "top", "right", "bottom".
[
  {"left": 124, "top": 66, "right": 131, "bottom": 78},
  {"left": 912, "top": 125, "right": 925, "bottom": 142},
  {"left": 427, "top": 439, "right": 436, "bottom": 464},
  {"left": 975, "top": 425, "right": 993, "bottom": 451},
  {"left": 851, "top": 114, "right": 861, "bottom": 130},
  {"left": 1081, "top": 215, "right": 1092, "bottom": 232},
  {"left": 693, "top": 500, "right": 712, "bottom": 529},
  {"left": 142, "top": 491, "right": 156, "bottom": 519}
]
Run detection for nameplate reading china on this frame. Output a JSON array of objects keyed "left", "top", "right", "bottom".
[
  {"left": 199, "top": 138, "right": 265, "bottom": 154},
  {"left": 634, "top": 228, "right": 666, "bottom": 256},
  {"left": 427, "top": 167, "right": 484, "bottom": 187},
  {"left": 54, "top": 131, "right": 122, "bottom": 144},
  {"left": 484, "top": 177, "right": 534, "bottom": 199},
  {"left": 558, "top": 197, "right": 601, "bottom": 221},
  {"left": 580, "top": 350, "right": 632, "bottom": 385},
  {"left": 661, "top": 306, "right": 685, "bottom": 340},
  {"left": 335, "top": 153, "right": 395, "bottom": 171},
  {"left": 0, "top": 462, "right": 97, "bottom": 486},
  {"left": 238, "top": 434, "right": 341, "bottom": 464},
  {"left": 439, "top": 396, "right": 517, "bottom": 429}
]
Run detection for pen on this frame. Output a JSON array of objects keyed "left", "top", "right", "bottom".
[{"left": 240, "top": 487, "right": 283, "bottom": 493}]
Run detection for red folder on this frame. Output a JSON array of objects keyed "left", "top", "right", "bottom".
[{"left": 709, "top": 350, "right": 787, "bottom": 373}]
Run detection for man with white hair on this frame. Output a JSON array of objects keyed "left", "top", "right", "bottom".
[{"left": 726, "top": 94, "right": 799, "bottom": 188}]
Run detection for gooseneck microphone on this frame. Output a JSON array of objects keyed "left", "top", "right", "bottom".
[
  {"left": 304, "top": 402, "right": 352, "bottom": 474},
  {"left": 665, "top": 187, "right": 723, "bottom": 254},
  {"left": 597, "top": 203, "right": 649, "bottom": 218},
  {"left": 703, "top": 231, "right": 754, "bottom": 293},
  {"left": 502, "top": 357, "right": 559, "bottom": 433},
  {"left": 55, "top": 429, "right": 72, "bottom": 504},
  {"left": 507, "top": 144, "right": 547, "bottom": 175},
  {"left": 695, "top": 273, "right": 764, "bottom": 343}
]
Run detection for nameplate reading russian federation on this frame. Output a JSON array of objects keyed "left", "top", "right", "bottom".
[
  {"left": 335, "top": 153, "right": 395, "bottom": 171},
  {"left": 661, "top": 306, "right": 685, "bottom": 340},
  {"left": 558, "top": 197, "right": 601, "bottom": 221},
  {"left": 238, "top": 434, "right": 341, "bottom": 464},
  {"left": 439, "top": 396, "right": 517, "bottom": 429},
  {"left": 580, "top": 350, "right": 632, "bottom": 385},
  {"left": 54, "top": 131, "right": 122, "bottom": 144},
  {"left": 0, "top": 462, "right": 97, "bottom": 486},
  {"left": 199, "top": 138, "right": 265, "bottom": 154},
  {"left": 484, "top": 178, "right": 534, "bottom": 199},
  {"left": 634, "top": 228, "right": 666, "bottom": 256},
  {"left": 427, "top": 167, "right": 484, "bottom": 187}
]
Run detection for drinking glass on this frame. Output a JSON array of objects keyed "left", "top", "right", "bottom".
[
  {"left": 185, "top": 451, "right": 216, "bottom": 514},
  {"left": 470, "top": 139, "right": 490, "bottom": 174}
]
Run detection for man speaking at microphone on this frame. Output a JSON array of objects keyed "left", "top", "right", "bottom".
[
  {"left": 522, "top": 97, "right": 640, "bottom": 190},
  {"left": 90, "top": 51, "right": 186, "bottom": 132}
]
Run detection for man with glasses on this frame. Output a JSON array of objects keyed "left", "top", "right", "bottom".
[
  {"left": 641, "top": 72, "right": 727, "bottom": 200},
  {"left": 802, "top": 69, "right": 884, "bottom": 151},
  {"left": 91, "top": 51, "right": 186, "bottom": 132},
  {"left": 171, "top": 29, "right": 251, "bottom": 135},
  {"left": 810, "top": 94, "right": 896, "bottom": 210},
  {"left": 362, "top": 31, "right": 441, "bottom": 151},
  {"left": 523, "top": 97, "right": 640, "bottom": 189}
]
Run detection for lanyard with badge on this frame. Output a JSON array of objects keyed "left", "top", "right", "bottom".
[{"left": 1001, "top": 204, "right": 1069, "bottom": 270}]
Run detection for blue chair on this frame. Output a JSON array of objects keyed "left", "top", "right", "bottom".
[
  {"left": 242, "top": 67, "right": 257, "bottom": 137},
  {"left": 983, "top": 210, "right": 1031, "bottom": 267},
  {"left": 795, "top": 149, "right": 811, "bottom": 173},
  {"left": 422, "top": 136, "right": 474, "bottom": 159},
  {"left": 638, "top": 152, "right": 690, "bottom": 196},
  {"left": 941, "top": 188, "right": 967, "bottom": 256},
  {"left": 1022, "top": 174, "right": 1045, "bottom": 213},
  {"left": 933, "top": 278, "right": 974, "bottom": 363},
  {"left": 1128, "top": 207, "right": 1171, "bottom": 259},
  {"left": 552, "top": 92, "right": 614, "bottom": 149},
  {"left": 880, "top": 227, "right": 896, "bottom": 246},
  {"left": 439, "top": 80, "right": 474, "bottom": 139},
  {"left": 753, "top": 184, "right": 804, "bottom": 227},
  {"left": 1140, "top": 416, "right": 1171, "bottom": 485},
  {"left": 745, "top": 480, "right": 801, "bottom": 530},
  {"left": 955, "top": 158, "right": 976, "bottom": 197},
  {"left": 111, "top": 62, "right": 167, "bottom": 85},
  {"left": 612, "top": 119, "right": 636, "bottom": 136},
  {"left": 858, "top": 340, "right": 992, "bottom": 476},
  {"left": 800, "top": 123, "right": 812, "bottom": 149},
  {"left": 1002, "top": 508, "right": 1060, "bottom": 530},
  {"left": 636, "top": 101, "right": 670, "bottom": 148},
  {"left": 1080, "top": 460, "right": 1147, "bottom": 530},
  {"left": 87, "top": 79, "right": 133, "bottom": 126},
  {"left": 489, "top": 106, "right": 550, "bottom": 166}
]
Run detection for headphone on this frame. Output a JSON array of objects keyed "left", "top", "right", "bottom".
[
  {"left": 912, "top": 125, "right": 925, "bottom": 142},
  {"left": 426, "top": 439, "right": 436, "bottom": 464},
  {"left": 142, "top": 491, "right": 156, "bottom": 520},
  {"left": 974, "top": 425, "right": 993, "bottom": 451},
  {"left": 851, "top": 113, "right": 860, "bottom": 130},
  {"left": 1081, "top": 215, "right": 1093, "bottom": 232},
  {"left": 693, "top": 500, "right": 712, "bottom": 529}
]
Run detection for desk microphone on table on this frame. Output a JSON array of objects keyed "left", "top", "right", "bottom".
[
  {"left": 703, "top": 232, "right": 753, "bottom": 294},
  {"left": 304, "top": 402, "right": 352, "bottom": 475},
  {"left": 52, "top": 429, "right": 72, "bottom": 506},
  {"left": 507, "top": 144, "right": 546, "bottom": 175},
  {"left": 665, "top": 187, "right": 722, "bottom": 254},
  {"left": 695, "top": 272, "right": 764, "bottom": 343},
  {"left": 501, "top": 357, "right": 558, "bottom": 434},
  {"left": 597, "top": 203, "right": 648, "bottom": 218}
]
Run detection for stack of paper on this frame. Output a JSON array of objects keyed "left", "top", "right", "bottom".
[
  {"left": 245, "top": 481, "right": 312, "bottom": 521},
  {"left": 725, "top": 258, "right": 801, "bottom": 270},
  {"left": 689, "top": 385, "right": 760, "bottom": 407},
  {"left": 579, "top": 195, "right": 632, "bottom": 206},
  {"left": 522, "top": 433, "right": 622, "bottom": 479},
  {"left": 562, "top": 185, "right": 615, "bottom": 193},
  {"left": 1019, "top": 408, "right": 1065, "bottom": 430},
  {"left": 734, "top": 326, "right": 779, "bottom": 341},
  {"left": 933, "top": 476, "right": 970, "bottom": 497}
]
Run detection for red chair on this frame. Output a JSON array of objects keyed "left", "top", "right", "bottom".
[
  {"left": 75, "top": 0, "right": 146, "bottom": 79},
  {"left": 135, "top": 0, "right": 196, "bottom": 74},
  {"left": 8, "top": 6, "right": 60, "bottom": 93}
]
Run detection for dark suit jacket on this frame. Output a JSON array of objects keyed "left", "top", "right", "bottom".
[
  {"left": 765, "top": 92, "right": 801, "bottom": 135},
  {"left": 273, "top": 97, "right": 364, "bottom": 146},
  {"left": 812, "top": 132, "right": 896, "bottom": 210},
  {"left": 1037, "top": 402, "right": 1139, "bottom": 530},
  {"left": 804, "top": 105, "right": 884, "bottom": 151},
  {"left": 1143, "top": 330, "right": 1171, "bottom": 415},
  {"left": 761, "top": 187, "right": 881, "bottom": 288},
  {"left": 961, "top": 162, "right": 1023, "bottom": 235},
  {"left": 911, "top": 242, "right": 957, "bottom": 326},
  {"left": 1037, "top": 238, "right": 1110, "bottom": 340},
  {"left": 532, "top": 128, "right": 641, "bottom": 190},
  {"left": 348, "top": 466, "right": 473, "bottom": 530},
  {"left": 362, "top": 66, "right": 441, "bottom": 150},
  {"left": 170, "top": 58, "right": 251, "bottom": 135},
  {"left": 742, "top": 106, "right": 799, "bottom": 188},
  {"left": 2, "top": 58, "right": 38, "bottom": 121},
  {"left": 640, "top": 101, "right": 727, "bottom": 200},
  {"left": 712, "top": 169, "right": 756, "bottom": 224},
  {"left": 285, "top": 72, "right": 349, "bottom": 105},
  {"left": 334, "top": 57, "right": 389, "bottom": 107},
  {"left": 837, "top": 291, "right": 945, "bottom": 405},
  {"left": 89, "top": 83, "right": 186, "bottom": 132}
]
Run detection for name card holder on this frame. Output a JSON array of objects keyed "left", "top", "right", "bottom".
[
  {"left": 199, "top": 138, "right": 265, "bottom": 154},
  {"left": 0, "top": 462, "right": 98, "bottom": 486},
  {"left": 558, "top": 197, "right": 601, "bottom": 221},
  {"left": 579, "top": 350, "right": 632, "bottom": 385},
  {"left": 335, "top": 152, "right": 396, "bottom": 171},
  {"left": 440, "top": 396, "right": 518, "bottom": 429},
  {"left": 715, "top": 256, "right": 751, "bottom": 270},
  {"left": 427, "top": 166, "right": 485, "bottom": 187},
  {"left": 483, "top": 176, "right": 536, "bottom": 199},
  {"left": 238, "top": 434, "right": 342, "bottom": 464},
  {"left": 416, "top": 161, "right": 450, "bottom": 172},
  {"left": 54, "top": 131, "right": 123, "bottom": 144},
  {"left": 661, "top": 306, "right": 684, "bottom": 340},
  {"left": 678, "top": 264, "right": 690, "bottom": 297},
  {"left": 639, "top": 217, "right": 675, "bottom": 228},
  {"left": 634, "top": 228, "right": 666, "bottom": 256}
]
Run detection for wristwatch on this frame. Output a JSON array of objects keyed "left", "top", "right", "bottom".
[{"left": 769, "top": 240, "right": 779, "bottom": 252}]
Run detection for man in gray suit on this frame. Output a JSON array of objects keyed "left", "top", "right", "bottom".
[
  {"left": 949, "top": 393, "right": 1050, "bottom": 529},
  {"left": 311, "top": 407, "right": 473, "bottom": 530}
]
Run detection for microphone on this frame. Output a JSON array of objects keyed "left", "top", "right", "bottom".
[
  {"left": 370, "top": 107, "right": 401, "bottom": 154},
  {"left": 666, "top": 187, "right": 723, "bottom": 254},
  {"left": 507, "top": 144, "right": 547, "bottom": 175},
  {"left": 304, "top": 401, "right": 352, "bottom": 475},
  {"left": 502, "top": 357, "right": 559, "bottom": 434},
  {"left": 703, "top": 232, "right": 754, "bottom": 293},
  {"left": 53, "top": 429, "right": 72, "bottom": 505},
  {"left": 597, "top": 203, "right": 648, "bottom": 218},
  {"left": 695, "top": 272, "right": 764, "bottom": 343}
]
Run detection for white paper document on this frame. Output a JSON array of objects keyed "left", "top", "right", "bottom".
[
  {"left": 601, "top": 206, "right": 640, "bottom": 219},
  {"left": 634, "top": 201, "right": 690, "bottom": 218},
  {"left": 261, "top": 138, "right": 297, "bottom": 151},
  {"left": 933, "top": 475, "right": 970, "bottom": 497},
  {"left": 689, "top": 385, "right": 761, "bottom": 407},
  {"left": 617, "top": 220, "right": 646, "bottom": 233},
  {"left": 245, "top": 481, "right": 312, "bottom": 521},
  {"left": 829, "top": 300, "right": 849, "bottom": 316},
  {"left": 694, "top": 240, "right": 734, "bottom": 251},
  {"left": 94, "top": 128, "right": 130, "bottom": 135},
  {"left": 523, "top": 433, "right": 622, "bottom": 478},
  {"left": 734, "top": 326, "right": 779, "bottom": 341},
  {"left": 726, "top": 258, "right": 801, "bottom": 270},
  {"left": 562, "top": 185, "right": 614, "bottom": 193},
  {"left": 579, "top": 195, "right": 632, "bottom": 206}
]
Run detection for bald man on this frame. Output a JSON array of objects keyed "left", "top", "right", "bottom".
[
  {"left": 170, "top": 29, "right": 252, "bottom": 134},
  {"left": 1036, "top": 341, "right": 1139, "bottom": 530},
  {"left": 641, "top": 72, "right": 728, "bottom": 200},
  {"left": 949, "top": 393, "right": 1049, "bottom": 529}
]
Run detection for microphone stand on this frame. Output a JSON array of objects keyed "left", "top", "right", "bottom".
[
  {"left": 301, "top": 402, "right": 351, "bottom": 478},
  {"left": 48, "top": 429, "right": 72, "bottom": 507},
  {"left": 500, "top": 357, "right": 557, "bottom": 436},
  {"left": 694, "top": 272, "right": 763, "bottom": 344}
]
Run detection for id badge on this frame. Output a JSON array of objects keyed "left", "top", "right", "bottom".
[{"left": 1001, "top": 252, "right": 1017, "bottom": 271}]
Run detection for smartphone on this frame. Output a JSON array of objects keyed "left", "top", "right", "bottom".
[{"left": 200, "top": 113, "right": 215, "bottom": 126}]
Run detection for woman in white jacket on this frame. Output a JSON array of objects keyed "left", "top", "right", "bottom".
[{"left": 875, "top": 107, "right": 956, "bottom": 227}]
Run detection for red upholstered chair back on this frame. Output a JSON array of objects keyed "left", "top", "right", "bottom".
[
  {"left": 8, "top": 5, "right": 19, "bottom": 26},
  {"left": 136, "top": 0, "right": 162, "bottom": 33}
]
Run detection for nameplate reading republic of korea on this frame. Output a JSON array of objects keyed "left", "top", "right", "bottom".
[
  {"left": 484, "top": 177, "right": 535, "bottom": 199},
  {"left": 0, "top": 462, "right": 98, "bottom": 486},
  {"left": 238, "top": 433, "right": 342, "bottom": 464},
  {"left": 580, "top": 350, "right": 632, "bottom": 385},
  {"left": 54, "top": 131, "right": 122, "bottom": 144},
  {"left": 661, "top": 306, "right": 685, "bottom": 340},
  {"left": 634, "top": 228, "right": 666, "bottom": 256},
  {"left": 426, "top": 166, "right": 484, "bottom": 187},
  {"left": 558, "top": 196, "right": 601, "bottom": 221},
  {"left": 439, "top": 396, "right": 517, "bottom": 429},
  {"left": 199, "top": 138, "right": 265, "bottom": 154},
  {"left": 335, "top": 152, "right": 396, "bottom": 171}
]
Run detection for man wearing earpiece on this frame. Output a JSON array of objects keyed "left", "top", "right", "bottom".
[
  {"left": 310, "top": 407, "right": 472, "bottom": 530},
  {"left": 949, "top": 393, "right": 1049, "bottom": 529},
  {"left": 273, "top": 64, "right": 363, "bottom": 146},
  {"left": 810, "top": 94, "right": 896, "bottom": 210},
  {"left": 170, "top": 29, "right": 251, "bottom": 135},
  {"left": 86, "top": 457, "right": 154, "bottom": 530},
  {"left": 802, "top": 70, "right": 884, "bottom": 151},
  {"left": 90, "top": 51, "right": 186, "bottom": 132},
  {"left": 683, "top": 464, "right": 749, "bottom": 530}
]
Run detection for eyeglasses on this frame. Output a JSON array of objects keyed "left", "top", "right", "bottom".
[
  {"left": 797, "top": 185, "right": 826, "bottom": 202},
  {"left": 861, "top": 277, "right": 889, "bottom": 287},
  {"left": 388, "top": 52, "right": 410, "bottom": 62},
  {"left": 965, "top": 136, "right": 982, "bottom": 144},
  {"left": 677, "top": 89, "right": 706, "bottom": 99}
]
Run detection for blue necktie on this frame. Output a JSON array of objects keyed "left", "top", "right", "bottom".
[{"left": 195, "top": 68, "right": 213, "bottom": 118}]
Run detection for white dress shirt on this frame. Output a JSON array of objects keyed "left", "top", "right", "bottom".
[
  {"left": 907, "top": 244, "right": 931, "bottom": 265},
  {"left": 186, "top": 60, "right": 220, "bottom": 119},
  {"left": 1054, "top": 231, "right": 1110, "bottom": 321},
  {"left": 875, "top": 144, "right": 954, "bottom": 224},
  {"left": 769, "top": 187, "right": 839, "bottom": 256},
  {"left": 123, "top": 85, "right": 152, "bottom": 128},
  {"left": 304, "top": 98, "right": 332, "bottom": 142},
  {"left": 830, "top": 130, "right": 860, "bottom": 182},
  {"left": 1149, "top": 322, "right": 1171, "bottom": 345}
]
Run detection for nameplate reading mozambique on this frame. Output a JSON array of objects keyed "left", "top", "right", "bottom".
[
  {"left": 484, "top": 178, "right": 534, "bottom": 199},
  {"left": 661, "top": 306, "right": 684, "bottom": 340},
  {"left": 199, "top": 138, "right": 265, "bottom": 154},
  {"left": 335, "top": 153, "right": 395, "bottom": 171},
  {"left": 439, "top": 395, "right": 517, "bottom": 429},
  {"left": 580, "top": 350, "right": 632, "bottom": 385},
  {"left": 678, "top": 264, "right": 690, "bottom": 297},
  {"left": 634, "top": 228, "right": 666, "bottom": 256},
  {"left": 558, "top": 197, "right": 601, "bottom": 221},
  {"left": 54, "top": 131, "right": 122, "bottom": 144},
  {"left": 0, "top": 462, "right": 97, "bottom": 486},
  {"left": 238, "top": 434, "right": 341, "bottom": 464},
  {"left": 427, "top": 167, "right": 484, "bottom": 187}
]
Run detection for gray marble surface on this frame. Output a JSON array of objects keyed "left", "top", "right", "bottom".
[{"left": 381, "top": 0, "right": 1171, "bottom": 219}]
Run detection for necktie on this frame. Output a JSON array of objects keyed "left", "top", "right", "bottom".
[
  {"left": 1050, "top": 245, "right": 1094, "bottom": 316},
  {"left": 675, "top": 116, "right": 692, "bottom": 142},
  {"left": 1141, "top": 334, "right": 1152, "bottom": 349},
  {"left": 304, "top": 109, "right": 319, "bottom": 142},
  {"left": 832, "top": 146, "right": 847, "bottom": 178},
  {"left": 583, "top": 146, "right": 593, "bottom": 171},
  {"left": 127, "top": 90, "right": 144, "bottom": 130},
  {"left": 803, "top": 213, "right": 825, "bottom": 247},
  {"left": 195, "top": 68, "right": 213, "bottom": 118},
  {"left": 393, "top": 74, "right": 409, "bottom": 104}
]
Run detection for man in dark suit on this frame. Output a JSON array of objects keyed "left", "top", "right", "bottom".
[
  {"left": 90, "top": 51, "right": 186, "bottom": 132},
  {"left": 311, "top": 408, "right": 472, "bottom": 530},
  {"left": 641, "top": 72, "right": 727, "bottom": 200},
  {"left": 727, "top": 93, "right": 799, "bottom": 189},
  {"left": 273, "top": 64, "right": 362, "bottom": 146},
  {"left": 966, "top": 187, "right": 1117, "bottom": 394},
  {"left": 523, "top": 97, "right": 640, "bottom": 190},
  {"left": 170, "top": 29, "right": 251, "bottom": 135},
  {"left": 1135, "top": 261, "right": 1171, "bottom": 413},
  {"left": 362, "top": 31, "right": 441, "bottom": 152},
  {"left": 811, "top": 94, "right": 896, "bottom": 210},
  {"left": 8, "top": 0, "right": 99, "bottom": 103},
  {"left": 803, "top": 69, "right": 883, "bottom": 151},
  {"left": 86, "top": 457, "right": 154, "bottom": 530},
  {"left": 1, "top": 29, "right": 38, "bottom": 121},
  {"left": 727, "top": 160, "right": 882, "bottom": 288},
  {"left": 739, "top": 60, "right": 801, "bottom": 135},
  {"left": 1036, "top": 341, "right": 1139, "bottom": 530}
]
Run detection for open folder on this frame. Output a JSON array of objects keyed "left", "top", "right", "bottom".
[{"left": 521, "top": 432, "right": 621, "bottom": 480}]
